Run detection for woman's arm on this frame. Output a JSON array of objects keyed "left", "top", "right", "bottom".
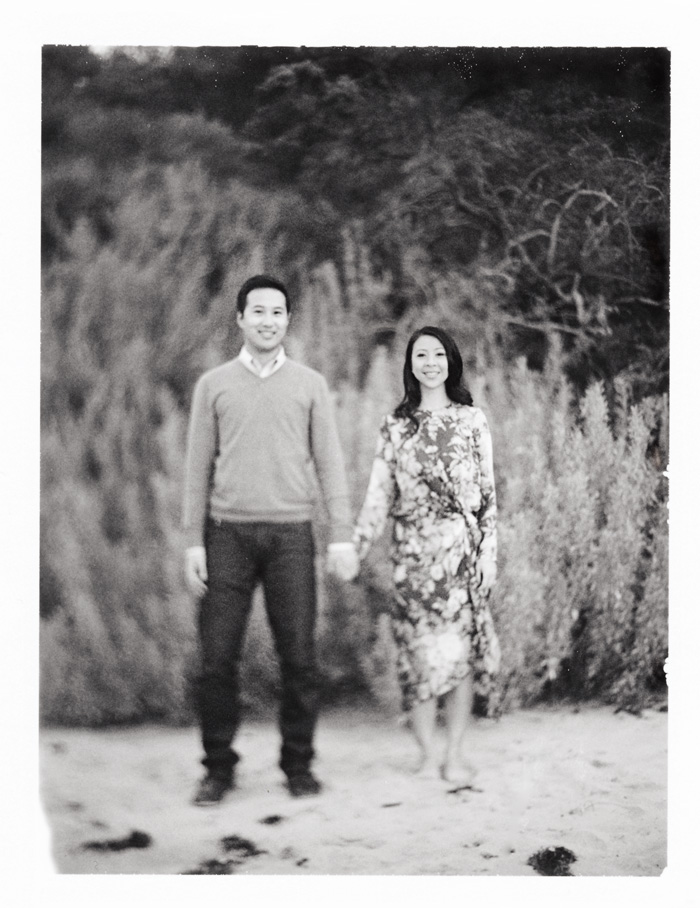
[
  {"left": 474, "top": 407, "right": 498, "bottom": 570},
  {"left": 352, "top": 419, "right": 397, "bottom": 562}
]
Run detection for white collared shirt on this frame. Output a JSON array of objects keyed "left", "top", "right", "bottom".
[{"left": 238, "top": 345, "right": 287, "bottom": 379}]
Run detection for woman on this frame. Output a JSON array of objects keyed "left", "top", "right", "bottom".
[{"left": 352, "top": 326, "right": 500, "bottom": 784}]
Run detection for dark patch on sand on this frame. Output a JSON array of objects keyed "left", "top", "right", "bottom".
[
  {"left": 259, "top": 814, "right": 285, "bottom": 825},
  {"left": 381, "top": 802, "right": 402, "bottom": 808},
  {"left": 614, "top": 705, "right": 642, "bottom": 717},
  {"left": 527, "top": 845, "right": 577, "bottom": 876},
  {"left": 183, "top": 858, "right": 238, "bottom": 874},
  {"left": 221, "top": 834, "right": 267, "bottom": 857},
  {"left": 182, "top": 834, "right": 267, "bottom": 874},
  {"left": 82, "top": 830, "right": 152, "bottom": 852}
]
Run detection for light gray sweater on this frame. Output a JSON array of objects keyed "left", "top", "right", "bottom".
[{"left": 183, "top": 357, "right": 353, "bottom": 547}]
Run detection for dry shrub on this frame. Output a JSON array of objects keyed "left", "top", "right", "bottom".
[{"left": 40, "top": 177, "right": 667, "bottom": 723}]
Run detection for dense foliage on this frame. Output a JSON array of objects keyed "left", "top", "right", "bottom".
[{"left": 40, "top": 46, "right": 669, "bottom": 724}]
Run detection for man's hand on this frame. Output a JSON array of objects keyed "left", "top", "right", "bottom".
[
  {"left": 327, "top": 545, "right": 359, "bottom": 582},
  {"left": 185, "top": 546, "right": 208, "bottom": 597},
  {"left": 476, "top": 555, "right": 497, "bottom": 594}
]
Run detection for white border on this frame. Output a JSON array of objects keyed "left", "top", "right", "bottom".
[{"left": 4, "top": 3, "right": 696, "bottom": 904}]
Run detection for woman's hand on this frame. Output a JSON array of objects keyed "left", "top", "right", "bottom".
[
  {"left": 327, "top": 545, "right": 360, "bottom": 581},
  {"left": 476, "top": 555, "right": 497, "bottom": 593}
]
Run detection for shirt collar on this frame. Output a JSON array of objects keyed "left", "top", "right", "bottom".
[{"left": 238, "top": 345, "right": 286, "bottom": 378}]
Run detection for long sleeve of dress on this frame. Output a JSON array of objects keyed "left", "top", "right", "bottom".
[
  {"left": 352, "top": 419, "right": 397, "bottom": 561},
  {"left": 472, "top": 408, "right": 497, "bottom": 563}
]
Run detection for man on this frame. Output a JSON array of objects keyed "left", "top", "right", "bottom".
[{"left": 183, "top": 274, "right": 358, "bottom": 805}]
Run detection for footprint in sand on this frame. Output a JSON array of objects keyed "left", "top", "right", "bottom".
[{"left": 281, "top": 846, "right": 309, "bottom": 865}]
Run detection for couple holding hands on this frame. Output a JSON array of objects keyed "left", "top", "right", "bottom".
[{"left": 183, "top": 275, "right": 499, "bottom": 806}]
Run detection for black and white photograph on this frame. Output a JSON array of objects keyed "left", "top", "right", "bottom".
[{"left": 4, "top": 5, "right": 696, "bottom": 902}]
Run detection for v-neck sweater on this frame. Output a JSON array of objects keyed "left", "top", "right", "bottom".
[{"left": 183, "top": 358, "right": 352, "bottom": 547}]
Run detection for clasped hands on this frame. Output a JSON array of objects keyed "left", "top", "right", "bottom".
[
  {"left": 188, "top": 546, "right": 492, "bottom": 594},
  {"left": 326, "top": 545, "right": 360, "bottom": 582}
]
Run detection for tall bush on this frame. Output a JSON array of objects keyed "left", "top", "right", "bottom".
[{"left": 40, "top": 167, "right": 668, "bottom": 724}]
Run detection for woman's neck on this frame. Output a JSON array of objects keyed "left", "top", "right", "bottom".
[{"left": 419, "top": 387, "right": 450, "bottom": 411}]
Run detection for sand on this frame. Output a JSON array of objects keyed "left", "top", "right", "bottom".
[{"left": 39, "top": 703, "right": 667, "bottom": 877}]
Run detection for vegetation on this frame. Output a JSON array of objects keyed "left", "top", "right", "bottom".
[{"left": 40, "top": 46, "right": 669, "bottom": 724}]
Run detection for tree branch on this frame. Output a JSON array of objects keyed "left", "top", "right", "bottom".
[{"left": 547, "top": 189, "right": 618, "bottom": 272}]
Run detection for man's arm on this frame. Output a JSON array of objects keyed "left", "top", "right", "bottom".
[
  {"left": 183, "top": 375, "right": 216, "bottom": 595},
  {"left": 308, "top": 375, "right": 354, "bottom": 545}
]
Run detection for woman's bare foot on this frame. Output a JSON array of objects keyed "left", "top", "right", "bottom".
[
  {"left": 414, "top": 753, "right": 442, "bottom": 780},
  {"left": 441, "top": 754, "right": 476, "bottom": 786}
]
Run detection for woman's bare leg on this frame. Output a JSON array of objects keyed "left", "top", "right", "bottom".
[
  {"left": 442, "top": 675, "right": 476, "bottom": 784},
  {"left": 409, "top": 697, "right": 441, "bottom": 778}
]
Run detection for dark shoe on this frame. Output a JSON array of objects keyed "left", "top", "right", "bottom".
[
  {"left": 193, "top": 773, "right": 234, "bottom": 807},
  {"left": 286, "top": 769, "right": 322, "bottom": 798}
]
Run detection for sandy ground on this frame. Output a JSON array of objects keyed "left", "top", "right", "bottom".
[{"left": 39, "top": 704, "right": 666, "bottom": 877}]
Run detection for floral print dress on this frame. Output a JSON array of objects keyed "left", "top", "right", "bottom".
[{"left": 353, "top": 404, "right": 500, "bottom": 714}]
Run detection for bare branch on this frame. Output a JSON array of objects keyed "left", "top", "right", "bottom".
[
  {"left": 506, "top": 229, "right": 550, "bottom": 250},
  {"left": 522, "top": 162, "right": 551, "bottom": 190},
  {"left": 547, "top": 189, "right": 618, "bottom": 272},
  {"left": 616, "top": 296, "right": 669, "bottom": 309},
  {"left": 496, "top": 313, "right": 607, "bottom": 338},
  {"left": 476, "top": 265, "right": 517, "bottom": 294}
]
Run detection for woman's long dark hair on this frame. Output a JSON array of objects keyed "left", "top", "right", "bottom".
[{"left": 394, "top": 326, "right": 473, "bottom": 431}]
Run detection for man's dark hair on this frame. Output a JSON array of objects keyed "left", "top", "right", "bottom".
[{"left": 236, "top": 275, "right": 291, "bottom": 314}]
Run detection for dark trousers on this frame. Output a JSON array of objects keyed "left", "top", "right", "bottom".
[{"left": 197, "top": 518, "right": 319, "bottom": 779}]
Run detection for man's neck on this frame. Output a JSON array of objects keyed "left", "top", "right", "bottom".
[{"left": 244, "top": 342, "right": 282, "bottom": 368}]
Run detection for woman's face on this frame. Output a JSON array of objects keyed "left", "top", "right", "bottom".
[{"left": 411, "top": 334, "right": 449, "bottom": 393}]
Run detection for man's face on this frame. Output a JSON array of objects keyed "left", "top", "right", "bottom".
[{"left": 237, "top": 287, "right": 290, "bottom": 356}]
